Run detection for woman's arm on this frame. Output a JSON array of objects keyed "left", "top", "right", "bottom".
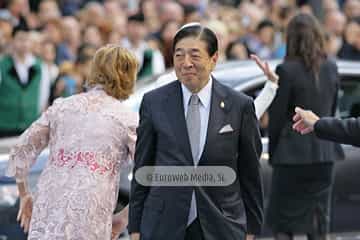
[
  {"left": 6, "top": 99, "right": 60, "bottom": 232},
  {"left": 7, "top": 115, "right": 50, "bottom": 233},
  {"left": 250, "top": 54, "right": 279, "bottom": 119},
  {"left": 254, "top": 80, "right": 278, "bottom": 119},
  {"left": 6, "top": 113, "right": 51, "bottom": 182}
]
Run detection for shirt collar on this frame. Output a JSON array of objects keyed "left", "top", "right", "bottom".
[
  {"left": 13, "top": 53, "right": 36, "bottom": 68},
  {"left": 181, "top": 76, "right": 212, "bottom": 110}
]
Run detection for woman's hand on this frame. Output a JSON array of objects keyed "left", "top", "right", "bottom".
[
  {"left": 111, "top": 206, "right": 129, "bottom": 240},
  {"left": 250, "top": 54, "right": 279, "bottom": 84},
  {"left": 17, "top": 193, "right": 33, "bottom": 233}
]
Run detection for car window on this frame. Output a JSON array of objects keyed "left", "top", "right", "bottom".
[{"left": 338, "top": 75, "right": 360, "bottom": 119}]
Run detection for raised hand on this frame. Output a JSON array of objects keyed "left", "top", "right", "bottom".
[{"left": 250, "top": 54, "right": 279, "bottom": 84}]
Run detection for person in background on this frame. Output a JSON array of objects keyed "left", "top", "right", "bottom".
[
  {"left": 343, "top": 0, "right": 360, "bottom": 20},
  {"left": 4, "top": 0, "right": 30, "bottom": 32},
  {"left": 27, "top": 31, "right": 54, "bottom": 112},
  {"left": 6, "top": 45, "right": 138, "bottom": 240},
  {"left": 293, "top": 107, "right": 360, "bottom": 147},
  {"left": 56, "top": 16, "right": 81, "bottom": 64},
  {"left": 225, "top": 39, "right": 250, "bottom": 60},
  {"left": 265, "top": 13, "right": 344, "bottom": 240},
  {"left": 51, "top": 61, "right": 78, "bottom": 99},
  {"left": 40, "top": 40, "right": 59, "bottom": 109},
  {"left": 323, "top": 10, "right": 346, "bottom": 56},
  {"left": 75, "top": 43, "right": 97, "bottom": 90},
  {"left": 82, "top": 25, "right": 104, "bottom": 48},
  {"left": 245, "top": 19, "right": 276, "bottom": 59},
  {"left": 206, "top": 19, "right": 230, "bottom": 62},
  {"left": 183, "top": 4, "right": 202, "bottom": 24},
  {"left": 338, "top": 16, "right": 360, "bottom": 60},
  {"left": 121, "top": 12, "right": 165, "bottom": 80},
  {"left": 0, "top": 9, "right": 16, "bottom": 56},
  {"left": 158, "top": 0, "right": 184, "bottom": 26},
  {"left": 0, "top": 30, "right": 43, "bottom": 137},
  {"left": 158, "top": 20, "right": 181, "bottom": 69},
  {"left": 37, "top": 0, "right": 61, "bottom": 28}
]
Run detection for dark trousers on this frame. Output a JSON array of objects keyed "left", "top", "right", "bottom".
[{"left": 185, "top": 218, "right": 204, "bottom": 240}]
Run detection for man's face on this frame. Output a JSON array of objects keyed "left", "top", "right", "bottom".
[
  {"left": 127, "top": 21, "right": 146, "bottom": 43},
  {"left": 9, "top": 0, "right": 25, "bottom": 16},
  {"left": 39, "top": 1, "right": 60, "bottom": 23},
  {"left": 0, "top": 21, "right": 13, "bottom": 43},
  {"left": 258, "top": 26, "right": 274, "bottom": 45},
  {"left": 12, "top": 31, "right": 31, "bottom": 55},
  {"left": 173, "top": 37, "right": 218, "bottom": 93}
]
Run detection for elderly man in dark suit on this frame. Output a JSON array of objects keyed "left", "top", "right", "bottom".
[
  {"left": 128, "top": 23, "right": 264, "bottom": 240},
  {"left": 293, "top": 107, "right": 360, "bottom": 147}
]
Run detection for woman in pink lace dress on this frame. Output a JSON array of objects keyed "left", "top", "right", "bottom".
[{"left": 6, "top": 45, "right": 139, "bottom": 240}]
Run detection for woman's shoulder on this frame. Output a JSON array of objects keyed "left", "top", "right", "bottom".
[
  {"left": 49, "top": 92, "right": 101, "bottom": 115},
  {"left": 105, "top": 100, "right": 139, "bottom": 125},
  {"left": 275, "top": 60, "right": 301, "bottom": 80},
  {"left": 277, "top": 59, "right": 304, "bottom": 70},
  {"left": 279, "top": 58, "right": 337, "bottom": 69}
]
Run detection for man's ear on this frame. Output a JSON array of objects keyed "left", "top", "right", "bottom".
[{"left": 211, "top": 51, "right": 219, "bottom": 69}]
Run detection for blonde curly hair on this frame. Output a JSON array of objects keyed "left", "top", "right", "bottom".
[{"left": 87, "top": 44, "right": 138, "bottom": 100}]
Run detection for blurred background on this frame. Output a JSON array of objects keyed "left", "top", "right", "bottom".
[
  {"left": 0, "top": 0, "right": 359, "bottom": 118},
  {"left": 1, "top": 0, "right": 360, "bottom": 239}
]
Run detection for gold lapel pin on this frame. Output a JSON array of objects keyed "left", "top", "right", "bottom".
[{"left": 220, "top": 101, "right": 225, "bottom": 109}]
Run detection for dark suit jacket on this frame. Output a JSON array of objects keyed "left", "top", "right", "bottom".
[
  {"left": 315, "top": 117, "right": 360, "bottom": 147},
  {"left": 269, "top": 59, "right": 343, "bottom": 165},
  {"left": 128, "top": 79, "right": 264, "bottom": 240}
]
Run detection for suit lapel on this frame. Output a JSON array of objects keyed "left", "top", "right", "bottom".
[
  {"left": 199, "top": 78, "right": 232, "bottom": 164},
  {"left": 163, "top": 81, "right": 194, "bottom": 164}
]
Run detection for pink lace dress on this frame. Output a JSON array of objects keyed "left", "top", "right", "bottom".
[{"left": 6, "top": 88, "right": 138, "bottom": 240}]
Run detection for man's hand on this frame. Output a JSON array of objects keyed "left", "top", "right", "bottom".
[
  {"left": 246, "top": 234, "right": 255, "bottom": 240},
  {"left": 130, "top": 232, "right": 140, "bottom": 240},
  {"left": 250, "top": 54, "right": 279, "bottom": 84},
  {"left": 17, "top": 193, "right": 33, "bottom": 233},
  {"left": 292, "top": 107, "right": 320, "bottom": 134}
]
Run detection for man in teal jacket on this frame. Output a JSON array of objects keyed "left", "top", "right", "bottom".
[{"left": 0, "top": 30, "right": 42, "bottom": 137}]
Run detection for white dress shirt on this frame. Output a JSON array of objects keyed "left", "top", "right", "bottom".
[
  {"left": 181, "top": 77, "right": 212, "bottom": 162},
  {"left": 13, "top": 54, "right": 36, "bottom": 85}
]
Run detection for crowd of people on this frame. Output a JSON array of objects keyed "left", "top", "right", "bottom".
[{"left": 0, "top": 0, "right": 360, "bottom": 136}]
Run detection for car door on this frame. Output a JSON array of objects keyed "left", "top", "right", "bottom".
[{"left": 331, "top": 74, "right": 360, "bottom": 232}]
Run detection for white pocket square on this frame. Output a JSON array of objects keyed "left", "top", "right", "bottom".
[{"left": 219, "top": 124, "right": 234, "bottom": 134}]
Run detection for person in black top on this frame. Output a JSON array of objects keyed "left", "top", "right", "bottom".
[{"left": 265, "top": 13, "right": 343, "bottom": 240}]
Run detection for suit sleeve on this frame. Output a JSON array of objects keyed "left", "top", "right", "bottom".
[
  {"left": 128, "top": 94, "right": 157, "bottom": 233},
  {"left": 314, "top": 117, "right": 360, "bottom": 147},
  {"left": 238, "top": 98, "right": 264, "bottom": 234}
]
